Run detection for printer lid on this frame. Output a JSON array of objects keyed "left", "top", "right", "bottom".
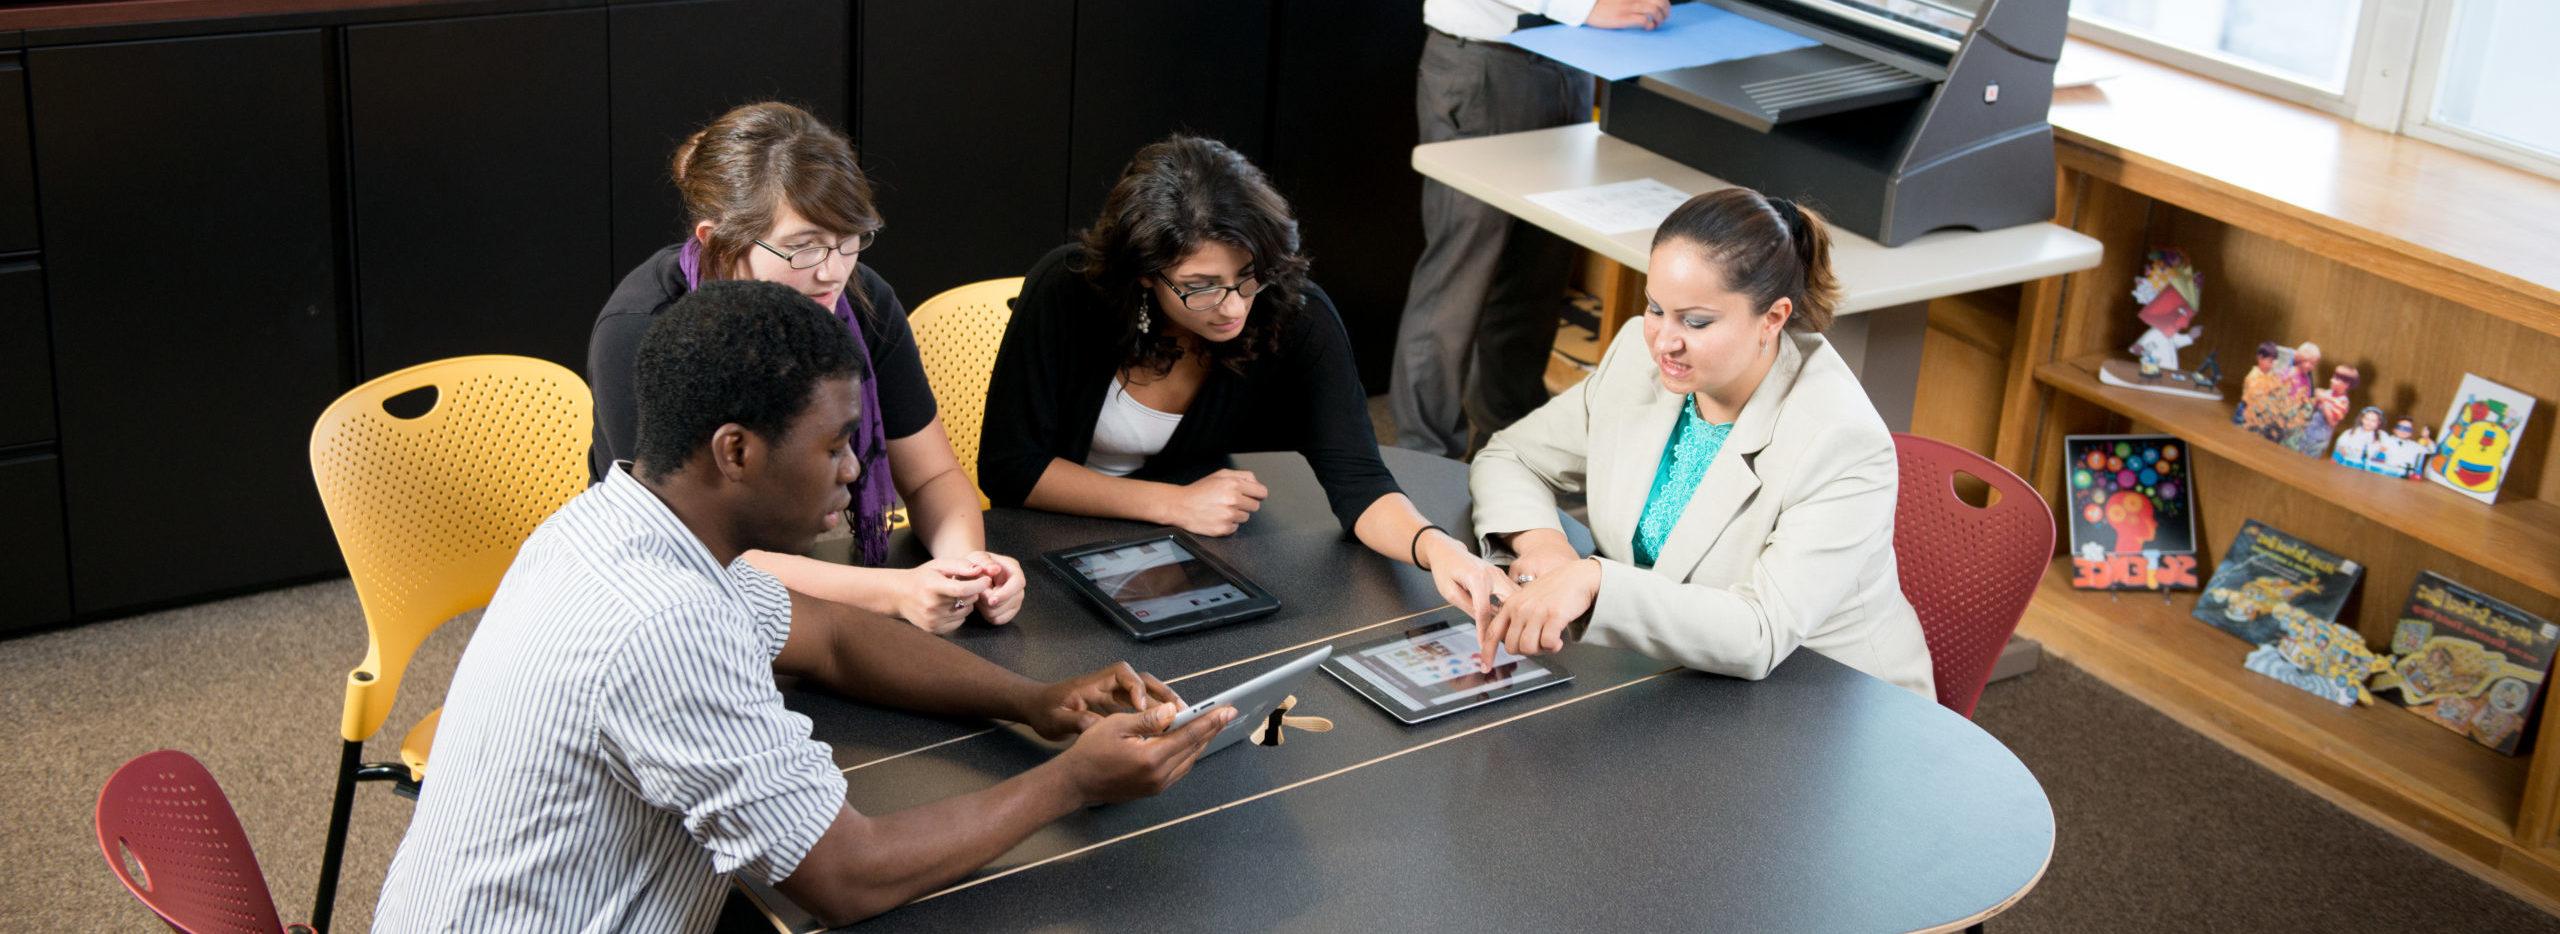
[{"left": 1631, "top": 0, "right": 1984, "bottom": 132}]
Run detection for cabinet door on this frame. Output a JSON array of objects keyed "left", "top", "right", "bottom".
[
  {"left": 857, "top": 0, "right": 1071, "bottom": 302},
  {"left": 0, "top": 260, "right": 50, "bottom": 447},
  {"left": 30, "top": 31, "right": 344, "bottom": 614},
  {"left": 0, "top": 453, "right": 70, "bottom": 632},
  {"left": 1066, "top": 1, "right": 1273, "bottom": 232},
  {"left": 349, "top": 9, "right": 609, "bottom": 379},
  {"left": 608, "top": 0, "right": 852, "bottom": 276},
  {"left": 1, "top": 53, "right": 37, "bottom": 254},
  {"left": 1267, "top": 2, "right": 1428, "bottom": 392}
]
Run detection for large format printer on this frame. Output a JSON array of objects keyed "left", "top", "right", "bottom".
[{"left": 1600, "top": 0, "right": 2067, "bottom": 246}]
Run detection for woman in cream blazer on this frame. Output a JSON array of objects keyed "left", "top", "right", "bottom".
[{"left": 1469, "top": 188, "right": 1934, "bottom": 700}]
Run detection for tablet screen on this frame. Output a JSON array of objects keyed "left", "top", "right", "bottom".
[
  {"left": 1063, "top": 537, "right": 1254, "bottom": 624},
  {"left": 1326, "top": 618, "right": 1571, "bottom": 720}
]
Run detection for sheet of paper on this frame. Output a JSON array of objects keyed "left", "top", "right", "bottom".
[
  {"left": 1506, "top": 2, "right": 1821, "bottom": 82},
  {"left": 1524, "top": 178, "right": 1695, "bottom": 234}
]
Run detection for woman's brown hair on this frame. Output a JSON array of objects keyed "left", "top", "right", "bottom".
[
  {"left": 1078, "top": 135, "right": 1311, "bottom": 377},
  {"left": 1650, "top": 187, "right": 1840, "bottom": 332},
  {"left": 672, "top": 102, "right": 882, "bottom": 306}
]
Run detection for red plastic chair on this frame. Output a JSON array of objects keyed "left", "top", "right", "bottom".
[
  {"left": 96, "top": 750, "right": 313, "bottom": 934},
  {"left": 1890, "top": 433, "right": 2054, "bottom": 718}
]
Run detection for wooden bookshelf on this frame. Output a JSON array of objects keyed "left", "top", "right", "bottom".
[
  {"left": 2035, "top": 354, "right": 2560, "bottom": 596},
  {"left": 2021, "top": 562, "right": 2532, "bottom": 859},
  {"left": 1997, "top": 37, "right": 2560, "bottom": 911}
]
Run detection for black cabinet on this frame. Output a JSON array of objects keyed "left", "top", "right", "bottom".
[
  {"left": 0, "top": 452, "right": 70, "bottom": 632},
  {"left": 348, "top": 9, "right": 609, "bottom": 379},
  {"left": 1, "top": 53, "right": 36, "bottom": 254},
  {"left": 0, "top": 261, "right": 49, "bottom": 447},
  {"left": 1065, "top": 1, "right": 1273, "bottom": 233},
  {"left": 1267, "top": 3, "right": 1429, "bottom": 392},
  {"left": 608, "top": 0, "right": 853, "bottom": 276},
  {"left": 857, "top": 0, "right": 1072, "bottom": 302},
  {"left": 29, "top": 30, "right": 344, "bottom": 615}
]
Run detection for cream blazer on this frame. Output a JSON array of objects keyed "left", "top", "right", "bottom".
[{"left": 1472, "top": 321, "right": 1935, "bottom": 700}]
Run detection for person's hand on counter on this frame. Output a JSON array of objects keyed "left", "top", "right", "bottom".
[{"left": 1586, "top": 0, "right": 1672, "bottom": 30}]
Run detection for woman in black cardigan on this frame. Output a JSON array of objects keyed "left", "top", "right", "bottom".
[{"left": 979, "top": 135, "right": 1511, "bottom": 620}]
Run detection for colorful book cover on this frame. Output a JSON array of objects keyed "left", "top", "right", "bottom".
[
  {"left": 2192, "top": 520, "right": 2361, "bottom": 645},
  {"left": 2065, "top": 434, "right": 2199, "bottom": 591},
  {"left": 2371, "top": 572, "right": 2559, "bottom": 756},
  {"left": 2424, "top": 373, "right": 2536, "bottom": 504}
]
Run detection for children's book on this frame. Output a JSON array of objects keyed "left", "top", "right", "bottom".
[
  {"left": 2065, "top": 434, "right": 2200, "bottom": 591},
  {"left": 2192, "top": 520, "right": 2360, "bottom": 645},
  {"left": 2371, "top": 572, "right": 2559, "bottom": 756},
  {"left": 2424, "top": 374, "right": 2536, "bottom": 504}
]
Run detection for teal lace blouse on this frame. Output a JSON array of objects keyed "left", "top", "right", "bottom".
[{"left": 1632, "top": 399, "right": 1734, "bottom": 568}]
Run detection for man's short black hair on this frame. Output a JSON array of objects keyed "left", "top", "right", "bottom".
[{"left": 632, "top": 279, "right": 866, "bottom": 481}]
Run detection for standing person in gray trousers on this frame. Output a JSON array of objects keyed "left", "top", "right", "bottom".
[{"left": 1389, "top": 0, "right": 1669, "bottom": 459}]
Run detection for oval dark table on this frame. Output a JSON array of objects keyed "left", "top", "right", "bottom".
[{"left": 727, "top": 448, "right": 2052, "bottom": 933}]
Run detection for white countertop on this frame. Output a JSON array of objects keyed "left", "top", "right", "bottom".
[{"left": 1412, "top": 124, "right": 2104, "bottom": 314}]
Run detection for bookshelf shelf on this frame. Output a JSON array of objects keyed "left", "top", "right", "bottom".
[
  {"left": 2020, "top": 560, "right": 2534, "bottom": 862},
  {"left": 2034, "top": 354, "right": 2560, "bottom": 598}
]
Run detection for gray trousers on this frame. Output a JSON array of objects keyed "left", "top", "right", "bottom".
[{"left": 1387, "top": 30, "right": 1595, "bottom": 458}]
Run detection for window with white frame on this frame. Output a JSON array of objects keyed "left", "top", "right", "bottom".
[{"left": 2069, "top": 0, "right": 2560, "bottom": 179}]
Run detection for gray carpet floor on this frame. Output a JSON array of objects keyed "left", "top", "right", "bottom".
[{"left": 12, "top": 577, "right": 2559, "bottom": 932}]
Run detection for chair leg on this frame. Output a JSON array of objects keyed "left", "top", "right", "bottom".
[
  {"left": 313, "top": 739, "right": 362, "bottom": 933},
  {"left": 1967, "top": 924, "right": 1986, "bottom": 933}
]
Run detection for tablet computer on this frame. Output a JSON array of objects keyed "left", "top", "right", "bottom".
[
  {"left": 1322, "top": 615, "right": 1573, "bottom": 724},
  {"left": 1171, "top": 645, "right": 1332, "bottom": 757},
  {"left": 1041, "top": 531, "right": 1282, "bottom": 640}
]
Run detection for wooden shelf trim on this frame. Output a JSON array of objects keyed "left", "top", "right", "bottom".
[
  {"left": 2033, "top": 355, "right": 2560, "bottom": 598},
  {"left": 2020, "top": 563, "right": 2534, "bottom": 859}
]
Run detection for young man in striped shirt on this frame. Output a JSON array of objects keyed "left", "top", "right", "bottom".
[{"left": 374, "top": 280, "right": 1232, "bottom": 931}]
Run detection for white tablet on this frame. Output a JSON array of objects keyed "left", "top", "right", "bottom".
[
  {"left": 1170, "top": 645, "right": 1332, "bottom": 757},
  {"left": 1321, "top": 616, "right": 1573, "bottom": 723}
]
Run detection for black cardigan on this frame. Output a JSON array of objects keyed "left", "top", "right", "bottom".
[{"left": 978, "top": 243, "right": 1402, "bottom": 533}]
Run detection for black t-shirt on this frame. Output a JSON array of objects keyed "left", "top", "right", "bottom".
[
  {"left": 977, "top": 243, "right": 1402, "bottom": 533},
  {"left": 587, "top": 243, "right": 937, "bottom": 480}
]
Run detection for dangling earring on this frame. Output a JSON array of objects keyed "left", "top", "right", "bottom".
[{"left": 1136, "top": 296, "right": 1152, "bottom": 335}]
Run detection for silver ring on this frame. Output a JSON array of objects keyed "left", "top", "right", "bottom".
[
  {"left": 1515, "top": 574, "right": 1536, "bottom": 584},
  {"left": 952, "top": 599, "right": 969, "bottom": 611}
]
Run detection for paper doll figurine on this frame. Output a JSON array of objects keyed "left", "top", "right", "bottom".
[
  {"left": 2127, "top": 248, "right": 2203, "bottom": 372},
  {"left": 2331, "top": 406, "right": 2388, "bottom": 471},
  {"left": 2287, "top": 364, "right": 2358, "bottom": 457},
  {"left": 2383, "top": 419, "right": 2432, "bottom": 480},
  {"left": 2130, "top": 291, "right": 2201, "bottom": 373}
]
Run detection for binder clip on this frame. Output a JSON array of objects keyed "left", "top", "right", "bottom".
[{"left": 1251, "top": 694, "right": 1332, "bottom": 747}]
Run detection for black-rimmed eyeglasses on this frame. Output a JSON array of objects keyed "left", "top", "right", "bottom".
[
  {"left": 1164, "top": 274, "right": 1264, "bottom": 312},
  {"left": 755, "top": 228, "right": 879, "bottom": 270}
]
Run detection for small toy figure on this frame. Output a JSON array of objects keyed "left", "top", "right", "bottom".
[
  {"left": 2331, "top": 406, "right": 2387, "bottom": 471},
  {"left": 2234, "top": 341, "right": 2282, "bottom": 427},
  {"left": 2128, "top": 248, "right": 2201, "bottom": 375},
  {"left": 2288, "top": 363, "right": 2358, "bottom": 457}
]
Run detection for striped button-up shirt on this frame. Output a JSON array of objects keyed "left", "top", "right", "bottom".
[{"left": 375, "top": 466, "right": 847, "bottom": 933}]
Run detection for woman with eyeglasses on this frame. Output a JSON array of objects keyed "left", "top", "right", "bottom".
[
  {"left": 587, "top": 101, "right": 1026, "bottom": 635},
  {"left": 979, "top": 135, "right": 1513, "bottom": 618}
]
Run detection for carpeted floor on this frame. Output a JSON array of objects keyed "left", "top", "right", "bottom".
[{"left": 10, "top": 576, "right": 2558, "bottom": 932}]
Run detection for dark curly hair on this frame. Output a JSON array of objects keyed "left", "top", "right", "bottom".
[
  {"left": 632, "top": 279, "right": 867, "bottom": 480},
  {"left": 1077, "top": 135, "right": 1310, "bottom": 377}
]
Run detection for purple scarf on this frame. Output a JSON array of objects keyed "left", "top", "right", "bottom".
[{"left": 681, "top": 240, "right": 895, "bottom": 567}]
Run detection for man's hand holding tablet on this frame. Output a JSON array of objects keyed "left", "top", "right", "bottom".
[
  {"left": 1022, "top": 661, "right": 1186, "bottom": 739},
  {"left": 1056, "top": 702, "right": 1235, "bottom": 805}
]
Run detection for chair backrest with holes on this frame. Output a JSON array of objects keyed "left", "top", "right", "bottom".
[
  {"left": 96, "top": 750, "right": 290, "bottom": 934},
  {"left": 309, "top": 355, "right": 592, "bottom": 744},
  {"left": 906, "top": 277, "right": 1022, "bottom": 508},
  {"left": 1889, "top": 433, "right": 2054, "bottom": 718}
]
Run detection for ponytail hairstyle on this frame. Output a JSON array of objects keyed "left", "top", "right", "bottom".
[
  {"left": 1078, "top": 134, "right": 1310, "bottom": 378},
  {"left": 672, "top": 102, "right": 882, "bottom": 311},
  {"left": 1650, "top": 188, "right": 1839, "bottom": 332}
]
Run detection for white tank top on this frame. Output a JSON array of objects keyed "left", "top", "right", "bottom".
[{"left": 1086, "top": 376, "right": 1183, "bottom": 477}]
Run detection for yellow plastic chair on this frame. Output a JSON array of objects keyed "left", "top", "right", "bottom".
[
  {"left": 305, "top": 355, "right": 591, "bottom": 932},
  {"left": 907, "top": 277, "right": 1023, "bottom": 510}
]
